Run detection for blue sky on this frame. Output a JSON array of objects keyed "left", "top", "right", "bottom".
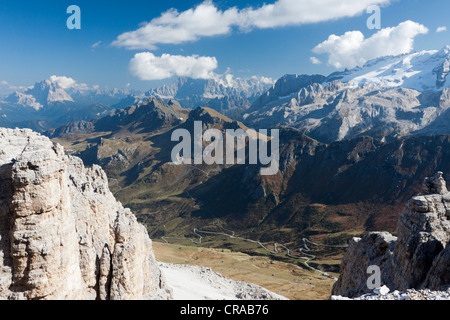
[{"left": 0, "top": 0, "right": 449, "bottom": 95}]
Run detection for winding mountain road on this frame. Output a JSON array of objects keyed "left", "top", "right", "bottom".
[{"left": 161, "top": 224, "right": 347, "bottom": 280}]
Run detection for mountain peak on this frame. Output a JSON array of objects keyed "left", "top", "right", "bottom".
[
  {"left": 5, "top": 79, "right": 74, "bottom": 109},
  {"left": 185, "top": 106, "right": 250, "bottom": 134},
  {"left": 190, "top": 106, "right": 234, "bottom": 123},
  {"left": 250, "top": 74, "right": 327, "bottom": 110},
  {"left": 93, "top": 96, "right": 189, "bottom": 134},
  {"left": 438, "top": 44, "right": 450, "bottom": 55}
]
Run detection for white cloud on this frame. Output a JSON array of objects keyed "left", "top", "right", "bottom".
[
  {"left": 129, "top": 52, "right": 218, "bottom": 80},
  {"left": 436, "top": 26, "right": 447, "bottom": 33},
  {"left": 0, "top": 80, "right": 29, "bottom": 95},
  {"left": 112, "top": 0, "right": 391, "bottom": 50},
  {"left": 91, "top": 41, "right": 102, "bottom": 48},
  {"left": 113, "top": 1, "right": 238, "bottom": 50},
  {"left": 240, "top": 0, "right": 391, "bottom": 29},
  {"left": 0, "top": 81, "right": 10, "bottom": 96},
  {"left": 73, "top": 83, "right": 90, "bottom": 91},
  {"left": 312, "top": 20, "right": 429, "bottom": 69},
  {"left": 252, "top": 76, "right": 275, "bottom": 85},
  {"left": 310, "top": 57, "right": 322, "bottom": 65},
  {"left": 49, "top": 75, "right": 92, "bottom": 92},
  {"left": 50, "top": 75, "right": 77, "bottom": 89}
]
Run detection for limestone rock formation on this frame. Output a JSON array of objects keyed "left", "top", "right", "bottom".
[
  {"left": 332, "top": 172, "right": 450, "bottom": 297},
  {"left": 331, "top": 232, "right": 397, "bottom": 298},
  {"left": 423, "top": 171, "right": 448, "bottom": 195},
  {"left": 0, "top": 128, "right": 172, "bottom": 300}
]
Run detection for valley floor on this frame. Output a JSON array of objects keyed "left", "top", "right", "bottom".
[{"left": 152, "top": 241, "right": 337, "bottom": 300}]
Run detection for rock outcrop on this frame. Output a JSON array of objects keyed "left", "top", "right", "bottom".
[
  {"left": 331, "top": 288, "right": 450, "bottom": 300},
  {"left": 332, "top": 172, "right": 450, "bottom": 298},
  {"left": 0, "top": 128, "right": 172, "bottom": 300}
]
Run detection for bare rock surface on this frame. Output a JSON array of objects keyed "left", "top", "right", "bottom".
[
  {"left": 332, "top": 172, "right": 450, "bottom": 298},
  {"left": 0, "top": 128, "right": 172, "bottom": 300},
  {"left": 331, "top": 288, "right": 450, "bottom": 300}
]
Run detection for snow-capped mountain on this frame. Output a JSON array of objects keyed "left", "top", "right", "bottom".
[
  {"left": 328, "top": 45, "right": 450, "bottom": 91},
  {"left": 150, "top": 75, "right": 272, "bottom": 100},
  {"left": 244, "top": 46, "right": 450, "bottom": 143},
  {"left": 4, "top": 92, "right": 44, "bottom": 111},
  {"left": 0, "top": 79, "right": 138, "bottom": 132},
  {"left": 2, "top": 79, "right": 140, "bottom": 111},
  {"left": 0, "top": 74, "right": 273, "bottom": 131},
  {"left": 148, "top": 75, "right": 274, "bottom": 117},
  {"left": 5, "top": 80, "right": 73, "bottom": 110}
]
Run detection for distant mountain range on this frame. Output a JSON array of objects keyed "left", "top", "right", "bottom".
[
  {"left": 0, "top": 79, "right": 142, "bottom": 132},
  {"left": 3, "top": 44, "right": 450, "bottom": 282},
  {"left": 148, "top": 75, "right": 273, "bottom": 118},
  {"left": 245, "top": 46, "right": 450, "bottom": 143},
  {"left": 3, "top": 45, "right": 450, "bottom": 142},
  {"left": 3, "top": 79, "right": 139, "bottom": 110},
  {"left": 0, "top": 75, "right": 273, "bottom": 132},
  {"left": 5, "top": 44, "right": 448, "bottom": 272},
  {"left": 44, "top": 96, "right": 450, "bottom": 252}
]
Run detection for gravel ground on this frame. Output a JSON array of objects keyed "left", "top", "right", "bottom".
[
  {"left": 159, "top": 262, "right": 288, "bottom": 300},
  {"left": 331, "top": 286, "right": 450, "bottom": 300}
]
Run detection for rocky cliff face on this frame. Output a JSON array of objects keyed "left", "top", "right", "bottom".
[
  {"left": 0, "top": 128, "right": 172, "bottom": 300},
  {"left": 245, "top": 80, "right": 448, "bottom": 143},
  {"left": 332, "top": 172, "right": 450, "bottom": 297}
]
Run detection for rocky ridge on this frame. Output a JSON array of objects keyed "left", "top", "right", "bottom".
[
  {"left": 0, "top": 128, "right": 172, "bottom": 300},
  {"left": 245, "top": 46, "right": 450, "bottom": 143},
  {"left": 245, "top": 80, "right": 449, "bottom": 142},
  {"left": 331, "top": 172, "right": 450, "bottom": 298}
]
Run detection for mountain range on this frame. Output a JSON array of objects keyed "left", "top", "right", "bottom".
[
  {"left": 245, "top": 46, "right": 450, "bottom": 143},
  {"left": 328, "top": 45, "right": 450, "bottom": 90},
  {"left": 0, "top": 79, "right": 140, "bottom": 132},
  {"left": 5, "top": 46, "right": 450, "bottom": 140},
  {"left": 45, "top": 99, "right": 450, "bottom": 254},
  {"left": 0, "top": 75, "right": 273, "bottom": 132},
  {"left": 4, "top": 45, "right": 450, "bottom": 254},
  {"left": 148, "top": 75, "right": 273, "bottom": 118}
]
